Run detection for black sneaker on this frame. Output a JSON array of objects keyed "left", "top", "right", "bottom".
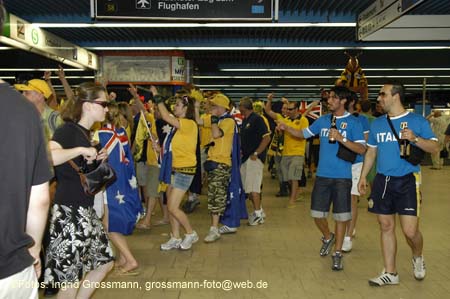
[
  {"left": 331, "top": 251, "right": 343, "bottom": 271},
  {"left": 319, "top": 233, "right": 335, "bottom": 256}
]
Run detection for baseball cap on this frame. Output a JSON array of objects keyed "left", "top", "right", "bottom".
[
  {"left": 210, "top": 93, "right": 230, "bottom": 110},
  {"left": 14, "top": 79, "right": 52, "bottom": 99}
]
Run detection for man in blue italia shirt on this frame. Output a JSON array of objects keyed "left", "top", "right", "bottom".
[
  {"left": 279, "top": 86, "right": 366, "bottom": 271},
  {"left": 358, "top": 81, "right": 439, "bottom": 287}
]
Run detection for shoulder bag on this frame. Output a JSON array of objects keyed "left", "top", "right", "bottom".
[
  {"left": 386, "top": 115, "right": 425, "bottom": 166},
  {"left": 69, "top": 124, "right": 117, "bottom": 195}
]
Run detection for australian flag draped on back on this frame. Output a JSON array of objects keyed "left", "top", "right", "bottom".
[{"left": 220, "top": 116, "right": 248, "bottom": 228}]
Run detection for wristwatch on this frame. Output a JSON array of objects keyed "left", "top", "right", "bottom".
[
  {"left": 412, "top": 137, "right": 419, "bottom": 144},
  {"left": 342, "top": 137, "right": 348, "bottom": 143}
]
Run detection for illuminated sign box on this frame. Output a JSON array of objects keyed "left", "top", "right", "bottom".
[{"left": 95, "top": 0, "right": 273, "bottom": 21}]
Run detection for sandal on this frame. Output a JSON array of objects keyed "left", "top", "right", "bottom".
[{"left": 117, "top": 269, "right": 140, "bottom": 276}]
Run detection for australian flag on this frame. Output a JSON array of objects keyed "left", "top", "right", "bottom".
[{"left": 220, "top": 118, "right": 248, "bottom": 228}]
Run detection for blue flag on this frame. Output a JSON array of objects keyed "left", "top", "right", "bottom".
[{"left": 220, "top": 116, "right": 248, "bottom": 228}]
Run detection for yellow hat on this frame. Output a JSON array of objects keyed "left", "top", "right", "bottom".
[
  {"left": 190, "top": 89, "right": 204, "bottom": 102},
  {"left": 14, "top": 79, "right": 52, "bottom": 99},
  {"left": 210, "top": 93, "right": 230, "bottom": 110}
]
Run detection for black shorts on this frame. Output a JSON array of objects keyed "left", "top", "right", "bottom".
[
  {"left": 311, "top": 176, "right": 352, "bottom": 221},
  {"left": 368, "top": 173, "right": 421, "bottom": 216}
]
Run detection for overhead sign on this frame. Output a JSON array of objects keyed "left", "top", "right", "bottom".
[
  {"left": 95, "top": 0, "right": 273, "bottom": 21},
  {"left": 101, "top": 54, "right": 186, "bottom": 84},
  {"left": 357, "top": 0, "right": 425, "bottom": 40},
  {"left": 5, "top": 13, "right": 98, "bottom": 70}
]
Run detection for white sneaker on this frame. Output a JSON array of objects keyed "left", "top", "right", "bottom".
[
  {"left": 179, "top": 231, "right": 199, "bottom": 250},
  {"left": 342, "top": 236, "right": 353, "bottom": 252},
  {"left": 160, "top": 236, "right": 182, "bottom": 251},
  {"left": 412, "top": 255, "right": 426, "bottom": 280},
  {"left": 218, "top": 225, "right": 237, "bottom": 234},
  {"left": 204, "top": 227, "right": 221, "bottom": 243},
  {"left": 248, "top": 211, "right": 264, "bottom": 226},
  {"left": 261, "top": 208, "right": 266, "bottom": 218},
  {"left": 368, "top": 272, "right": 399, "bottom": 286}
]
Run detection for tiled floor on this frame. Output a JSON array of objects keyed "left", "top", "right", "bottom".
[{"left": 48, "top": 166, "right": 450, "bottom": 298}]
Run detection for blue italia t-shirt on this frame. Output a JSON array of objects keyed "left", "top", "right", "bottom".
[
  {"left": 303, "top": 112, "right": 365, "bottom": 179},
  {"left": 354, "top": 113, "right": 370, "bottom": 164},
  {"left": 368, "top": 111, "right": 436, "bottom": 176}
]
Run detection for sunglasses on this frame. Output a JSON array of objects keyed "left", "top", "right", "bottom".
[
  {"left": 83, "top": 100, "right": 108, "bottom": 108},
  {"left": 287, "top": 107, "right": 296, "bottom": 111}
]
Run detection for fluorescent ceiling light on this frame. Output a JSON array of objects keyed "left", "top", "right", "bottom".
[
  {"left": 0, "top": 47, "right": 13, "bottom": 50},
  {"left": 195, "top": 75, "right": 450, "bottom": 79},
  {"left": 366, "top": 75, "right": 450, "bottom": 78},
  {"left": 49, "top": 76, "right": 95, "bottom": 79},
  {"left": 220, "top": 68, "right": 450, "bottom": 72},
  {"left": 87, "top": 46, "right": 450, "bottom": 51},
  {"left": 0, "top": 68, "right": 86, "bottom": 72},
  {"left": 196, "top": 84, "right": 450, "bottom": 88},
  {"left": 194, "top": 75, "right": 338, "bottom": 79},
  {"left": 35, "top": 22, "right": 356, "bottom": 28}
]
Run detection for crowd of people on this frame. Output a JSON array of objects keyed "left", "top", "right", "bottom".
[{"left": 1, "top": 4, "right": 449, "bottom": 296}]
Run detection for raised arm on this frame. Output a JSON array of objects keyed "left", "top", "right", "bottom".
[
  {"left": 151, "top": 85, "right": 181, "bottom": 129},
  {"left": 264, "top": 93, "right": 278, "bottom": 120},
  {"left": 194, "top": 100, "right": 204, "bottom": 125},
  {"left": 128, "top": 83, "right": 146, "bottom": 112},
  {"left": 56, "top": 65, "right": 74, "bottom": 101}
]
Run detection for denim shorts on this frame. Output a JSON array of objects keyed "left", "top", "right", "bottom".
[
  {"left": 311, "top": 176, "right": 352, "bottom": 221},
  {"left": 171, "top": 172, "right": 194, "bottom": 191}
]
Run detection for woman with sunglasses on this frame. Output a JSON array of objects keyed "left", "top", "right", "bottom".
[
  {"left": 151, "top": 86, "right": 199, "bottom": 251},
  {"left": 45, "top": 82, "right": 114, "bottom": 299}
]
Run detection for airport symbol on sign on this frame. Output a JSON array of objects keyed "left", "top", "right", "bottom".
[{"left": 136, "top": 0, "right": 150, "bottom": 9}]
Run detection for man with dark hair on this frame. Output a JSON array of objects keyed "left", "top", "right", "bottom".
[
  {"left": 238, "top": 97, "right": 271, "bottom": 227},
  {"left": 358, "top": 80, "right": 439, "bottom": 286},
  {"left": 278, "top": 85, "right": 366, "bottom": 271},
  {"left": 0, "top": 3, "right": 52, "bottom": 297},
  {"left": 265, "top": 94, "right": 309, "bottom": 208}
]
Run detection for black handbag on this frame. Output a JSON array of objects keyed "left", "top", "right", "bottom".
[
  {"left": 69, "top": 160, "right": 117, "bottom": 196},
  {"left": 336, "top": 142, "right": 357, "bottom": 163},
  {"left": 68, "top": 123, "right": 116, "bottom": 195},
  {"left": 332, "top": 114, "right": 357, "bottom": 163},
  {"left": 386, "top": 116, "right": 425, "bottom": 166},
  {"left": 440, "top": 148, "right": 449, "bottom": 159}
]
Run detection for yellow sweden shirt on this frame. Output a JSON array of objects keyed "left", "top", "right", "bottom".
[
  {"left": 145, "top": 112, "right": 159, "bottom": 166},
  {"left": 172, "top": 118, "right": 198, "bottom": 168},
  {"left": 276, "top": 113, "right": 308, "bottom": 156},
  {"left": 207, "top": 118, "right": 235, "bottom": 166}
]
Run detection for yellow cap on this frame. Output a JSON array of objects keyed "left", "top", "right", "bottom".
[
  {"left": 210, "top": 93, "right": 230, "bottom": 110},
  {"left": 14, "top": 79, "right": 52, "bottom": 99}
]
